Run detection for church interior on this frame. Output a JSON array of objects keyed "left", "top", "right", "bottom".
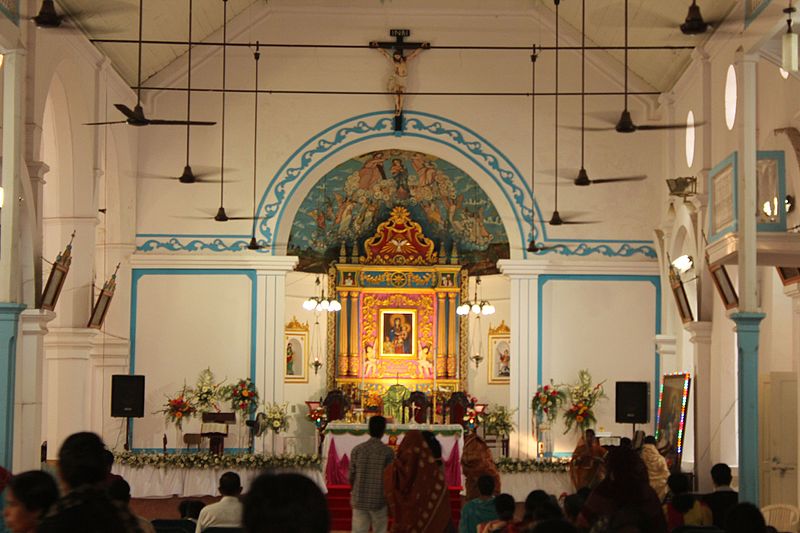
[{"left": 2, "top": 0, "right": 800, "bottom": 527}]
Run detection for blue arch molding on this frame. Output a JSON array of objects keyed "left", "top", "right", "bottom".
[
  {"left": 136, "top": 111, "right": 656, "bottom": 260},
  {"left": 536, "top": 274, "right": 662, "bottom": 429}
]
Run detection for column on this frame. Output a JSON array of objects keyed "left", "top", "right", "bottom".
[
  {"left": 446, "top": 293, "right": 456, "bottom": 377},
  {"left": 685, "top": 321, "right": 713, "bottom": 492},
  {"left": 783, "top": 283, "right": 800, "bottom": 505},
  {"left": 731, "top": 52, "right": 763, "bottom": 505},
  {"left": 43, "top": 327, "right": 97, "bottom": 459},
  {"left": 13, "top": 309, "right": 54, "bottom": 472},
  {"left": 497, "top": 260, "right": 539, "bottom": 459},
  {"left": 436, "top": 293, "right": 446, "bottom": 378},
  {"left": 0, "top": 304, "right": 26, "bottom": 468},
  {"left": 25, "top": 161, "right": 50, "bottom": 304},
  {"left": 348, "top": 291, "right": 360, "bottom": 376},
  {"left": 254, "top": 256, "right": 299, "bottom": 423},
  {"left": 88, "top": 334, "right": 129, "bottom": 446}
]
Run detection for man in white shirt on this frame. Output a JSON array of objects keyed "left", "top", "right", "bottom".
[{"left": 196, "top": 472, "right": 243, "bottom": 533}]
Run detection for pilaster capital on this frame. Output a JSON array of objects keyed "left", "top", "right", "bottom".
[
  {"left": 129, "top": 253, "right": 299, "bottom": 274},
  {"left": 684, "top": 320, "right": 713, "bottom": 345},
  {"left": 691, "top": 45, "right": 710, "bottom": 63},
  {"left": 43, "top": 327, "right": 98, "bottom": 359},
  {"left": 19, "top": 309, "right": 56, "bottom": 336},
  {"left": 655, "top": 334, "right": 677, "bottom": 356},
  {"left": 89, "top": 334, "right": 130, "bottom": 363},
  {"left": 26, "top": 160, "right": 50, "bottom": 182},
  {"left": 498, "top": 259, "right": 658, "bottom": 278},
  {"left": 783, "top": 282, "right": 800, "bottom": 300}
]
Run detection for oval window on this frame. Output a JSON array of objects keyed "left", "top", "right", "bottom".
[
  {"left": 724, "top": 65, "right": 737, "bottom": 130},
  {"left": 685, "top": 111, "right": 695, "bottom": 168}
]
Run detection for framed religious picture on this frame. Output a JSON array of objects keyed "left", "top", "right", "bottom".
[
  {"left": 379, "top": 309, "right": 416, "bottom": 357},
  {"left": 487, "top": 320, "right": 511, "bottom": 384},
  {"left": 708, "top": 263, "right": 739, "bottom": 310},
  {"left": 709, "top": 155, "right": 736, "bottom": 241},
  {"left": 655, "top": 373, "right": 691, "bottom": 471},
  {"left": 670, "top": 273, "right": 694, "bottom": 324},
  {"left": 87, "top": 265, "right": 120, "bottom": 329},
  {"left": 41, "top": 233, "right": 75, "bottom": 311},
  {"left": 776, "top": 267, "right": 800, "bottom": 286},
  {"left": 284, "top": 316, "right": 309, "bottom": 383}
]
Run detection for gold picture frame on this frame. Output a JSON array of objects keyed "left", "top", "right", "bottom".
[
  {"left": 285, "top": 316, "right": 309, "bottom": 383},
  {"left": 379, "top": 308, "right": 417, "bottom": 358},
  {"left": 487, "top": 320, "right": 511, "bottom": 384}
]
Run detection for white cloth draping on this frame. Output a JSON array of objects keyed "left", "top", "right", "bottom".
[
  {"left": 499, "top": 471, "right": 573, "bottom": 502},
  {"left": 112, "top": 464, "right": 326, "bottom": 498}
]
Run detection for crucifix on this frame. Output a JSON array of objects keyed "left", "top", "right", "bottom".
[{"left": 370, "top": 29, "right": 430, "bottom": 131}]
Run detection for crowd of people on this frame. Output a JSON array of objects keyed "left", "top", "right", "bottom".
[{"left": 0, "top": 423, "right": 782, "bottom": 533}]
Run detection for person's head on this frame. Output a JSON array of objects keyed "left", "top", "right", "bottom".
[
  {"left": 393, "top": 318, "right": 401, "bottom": 328},
  {"left": 102, "top": 449, "right": 115, "bottom": 474},
  {"left": 562, "top": 493, "right": 584, "bottom": 521},
  {"left": 107, "top": 477, "right": 132, "bottom": 506},
  {"left": 724, "top": 502, "right": 766, "bottom": 533},
  {"left": 643, "top": 435, "right": 657, "bottom": 446},
  {"left": 531, "top": 519, "right": 578, "bottom": 533},
  {"left": 57, "top": 432, "right": 108, "bottom": 489},
  {"left": 533, "top": 501, "right": 563, "bottom": 522},
  {"left": 711, "top": 463, "right": 733, "bottom": 487},
  {"left": 605, "top": 446, "right": 648, "bottom": 487},
  {"left": 178, "top": 499, "right": 205, "bottom": 520},
  {"left": 477, "top": 475, "right": 495, "bottom": 497},
  {"left": 421, "top": 431, "right": 442, "bottom": 460},
  {"left": 219, "top": 472, "right": 242, "bottom": 497},
  {"left": 494, "top": 493, "right": 516, "bottom": 521},
  {"left": 667, "top": 473, "right": 690, "bottom": 495},
  {"left": 3, "top": 471, "right": 59, "bottom": 533},
  {"left": 368, "top": 415, "right": 387, "bottom": 439},
  {"left": 243, "top": 473, "right": 329, "bottom": 533},
  {"left": 524, "top": 489, "right": 551, "bottom": 520},
  {"left": 584, "top": 429, "right": 596, "bottom": 444},
  {"left": 619, "top": 437, "right": 632, "bottom": 448}
]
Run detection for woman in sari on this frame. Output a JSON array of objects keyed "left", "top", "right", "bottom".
[
  {"left": 461, "top": 434, "right": 501, "bottom": 501},
  {"left": 569, "top": 429, "right": 606, "bottom": 490},
  {"left": 384, "top": 430, "right": 452, "bottom": 533}
]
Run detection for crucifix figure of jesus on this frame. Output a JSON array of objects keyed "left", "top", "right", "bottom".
[{"left": 370, "top": 30, "right": 430, "bottom": 131}]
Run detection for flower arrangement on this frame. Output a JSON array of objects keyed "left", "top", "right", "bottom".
[
  {"left": 306, "top": 407, "right": 328, "bottom": 429},
  {"left": 563, "top": 369, "right": 606, "bottom": 433},
  {"left": 114, "top": 451, "right": 321, "bottom": 471},
  {"left": 190, "top": 368, "right": 224, "bottom": 413},
  {"left": 363, "top": 391, "right": 382, "bottom": 411},
  {"left": 463, "top": 407, "right": 482, "bottom": 432},
  {"left": 483, "top": 405, "right": 517, "bottom": 437},
  {"left": 157, "top": 387, "right": 196, "bottom": 430},
  {"left": 532, "top": 382, "right": 566, "bottom": 423},
  {"left": 264, "top": 402, "right": 290, "bottom": 434},
  {"left": 225, "top": 378, "right": 259, "bottom": 415},
  {"left": 494, "top": 457, "right": 570, "bottom": 474}
]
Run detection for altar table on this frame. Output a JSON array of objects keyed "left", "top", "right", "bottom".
[
  {"left": 112, "top": 464, "right": 326, "bottom": 498},
  {"left": 322, "top": 423, "right": 464, "bottom": 486},
  {"left": 499, "top": 471, "right": 572, "bottom": 502}
]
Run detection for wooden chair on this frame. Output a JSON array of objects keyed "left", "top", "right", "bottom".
[
  {"left": 182, "top": 433, "right": 202, "bottom": 451},
  {"left": 323, "top": 390, "right": 350, "bottom": 422},
  {"left": 442, "top": 391, "right": 470, "bottom": 426},
  {"left": 761, "top": 504, "right": 800, "bottom": 532},
  {"left": 402, "top": 391, "right": 431, "bottom": 423}
]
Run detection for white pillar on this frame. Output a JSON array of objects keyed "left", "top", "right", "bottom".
[
  {"left": 43, "top": 327, "right": 97, "bottom": 459},
  {"left": 498, "top": 260, "right": 539, "bottom": 459},
  {"left": 13, "top": 309, "right": 55, "bottom": 472},
  {"left": 686, "top": 321, "right": 713, "bottom": 491},
  {"left": 784, "top": 283, "right": 800, "bottom": 506},
  {"left": 89, "top": 334, "right": 129, "bottom": 447}
]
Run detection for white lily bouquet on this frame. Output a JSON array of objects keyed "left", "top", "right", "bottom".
[
  {"left": 189, "top": 368, "right": 224, "bottom": 413},
  {"left": 264, "top": 401, "right": 290, "bottom": 434}
]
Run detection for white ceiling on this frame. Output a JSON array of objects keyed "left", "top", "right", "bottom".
[{"left": 43, "top": 0, "right": 739, "bottom": 92}]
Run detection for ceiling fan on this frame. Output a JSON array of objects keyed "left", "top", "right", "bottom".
[
  {"left": 681, "top": 0, "right": 713, "bottom": 35},
  {"left": 573, "top": 0, "right": 646, "bottom": 186},
  {"left": 84, "top": 0, "right": 216, "bottom": 128},
  {"left": 28, "top": 0, "right": 131, "bottom": 29}
]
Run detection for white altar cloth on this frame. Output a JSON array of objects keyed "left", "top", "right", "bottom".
[
  {"left": 112, "top": 464, "right": 326, "bottom": 498},
  {"left": 499, "top": 471, "right": 572, "bottom": 502}
]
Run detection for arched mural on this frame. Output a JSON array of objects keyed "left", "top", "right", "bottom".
[{"left": 287, "top": 149, "right": 510, "bottom": 273}]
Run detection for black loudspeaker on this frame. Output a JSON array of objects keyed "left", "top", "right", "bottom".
[
  {"left": 615, "top": 381, "right": 649, "bottom": 424},
  {"left": 111, "top": 375, "right": 145, "bottom": 418}
]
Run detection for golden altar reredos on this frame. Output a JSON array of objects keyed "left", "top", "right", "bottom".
[{"left": 327, "top": 206, "right": 467, "bottom": 394}]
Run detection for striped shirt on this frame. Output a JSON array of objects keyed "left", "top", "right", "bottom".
[{"left": 349, "top": 437, "right": 394, "bottom": 510}]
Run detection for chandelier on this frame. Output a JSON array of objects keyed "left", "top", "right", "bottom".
[
  {"left": 302, "top": 276, "right": 341, "bottom": 312},
  {"left": 456, "top": 276, "right": 495, "bottom": 316}
]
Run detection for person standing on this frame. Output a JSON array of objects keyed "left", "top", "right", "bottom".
[
  {"left": 640, "top": 435, "right": 670, "bottom": 500},
  {"left": 702, "top": 463, "right": 738, "bottom": 528},
  {"left": 349, "top": 416, "right": 394, "bottom": 533},
  {"left": 569, "top": 429, "right": 607, "bottom": 490},
  {"left": 195, "top": 472, "right": 243, "bottom": 533}
]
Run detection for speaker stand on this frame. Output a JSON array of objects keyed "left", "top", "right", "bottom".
[{"left": 124, "top": 417, "right": 131, "bottom": 451}]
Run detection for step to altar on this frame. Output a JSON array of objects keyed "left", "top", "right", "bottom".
[{"left": 326, "top": 484, "right": 463, "bottom": 530}]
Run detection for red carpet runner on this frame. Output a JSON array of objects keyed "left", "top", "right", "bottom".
[{"left": 327, "top": 485, "right": 463, "bottom": 531}]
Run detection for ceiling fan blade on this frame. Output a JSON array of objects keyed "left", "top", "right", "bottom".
[
  {"left": 561, "top": 125, "right": 616, "bottom": 132},
  {"left": 527, "top": 240, "right": 560, "bottom": 253},
  {"left": 147, "top": 119, "right": 217, "bottom": 126},
  {"left": 560, "top": 220, "right": 600, "bottom": 225},
  {"left": 589, "top": 175, "right": 647, "bottom": 184},
  {"left": 113, "top": 104, "right": 136, "bottom": 119},
  {"left": 227, "top": 216, "right": 266, "bottom": 221},
  {"left": 635, "top": 123, "right": 692, "bottom": 131},
  {"left": 84, "top": 120, "right": 127, "bottom": 126}
]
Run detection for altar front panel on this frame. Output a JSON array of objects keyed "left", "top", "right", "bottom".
[{"left": 322, "top": 423, "right": 464, "bottom": 487}]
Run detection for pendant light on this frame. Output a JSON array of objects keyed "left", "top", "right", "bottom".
[{"left": 784, "top": 2, "right": 798, "bottom": 72}]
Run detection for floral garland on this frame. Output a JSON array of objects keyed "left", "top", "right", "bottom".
[
  {"left": 157, "top": 387, "right": 196, "bottom": 430},
  {"left": 563, "top": 369, "right": 606, "bottom": 433},
  {"left": 532, "top": 382, "right": 566, "bottom": 423},
  {"left": 114, "top": 451, "right": 321, "bottom": 471},
  {"left": 189, "top": 368, "right": 224, "bottom": 413},
  {"left": 264, "top": 402, "right": 290, "bottom": 434},
  {"left": 306, "top": 407, "right": 328, "bottom": 430},
  {"left": 483, "top": 405, "right": 517, "bottom": 437},
  {"left": 225, "top": 378, "right": 259, "bottom": 415},
  {"left": 494, "top": 457, "right": 571, "bottom": 474}
]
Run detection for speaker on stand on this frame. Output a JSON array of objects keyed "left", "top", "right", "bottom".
[
  {"left": 615, "top": 381, "right": 649, "bottom": 437},
  {"left": 111, "top": 375, "right": 145, "bottom": 450}
]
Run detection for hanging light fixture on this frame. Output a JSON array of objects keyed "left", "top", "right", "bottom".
[
  {"left": 784, "top": 1, "right": 798, "bottom": 72},
  {"left": 302, "top": 275, "right": 341, "bottom": 312},
  {"left": 456, "top": 276, "right": 495, "bottom": 316},
  {"left": 469, "top": 315, "right": 484, "bottom": 368}
]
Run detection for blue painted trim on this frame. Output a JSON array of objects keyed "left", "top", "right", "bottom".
[
  {"left": 137, "top": 233, "right": 252, "bottom": 239},
  {"left": 745, "top": 0, "right": 772, "bottom": 27},
  {"left": 129, "top": 269, "right": 257, "bottom": 450},
  {"left": 137, "top": 237, "right": 270, "bottom": 253},
  {"left": 536, "top": 275, "right": 661, "bottom": 424},
  {"left": 0, "top": 0, "right": 19, "bottom": 25},
  {"left": 0, "top": 303, "right": 26, "bottom": 469},
  {"left": 756, "top": 151, "right": 787, "bottom": 232},
  {"left": 708, "top": 152, "right": 739, "bottom": 243}
]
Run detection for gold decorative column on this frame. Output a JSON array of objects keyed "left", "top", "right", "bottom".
[
  {"left": 436, "top": 292, "right": 447, "bottom": 378},
  {"left": 447, "top": 293, "right": 457, "bottom": 378},
  {"left": 348, "top": 291, "right": 360, "bottom": 376}
]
